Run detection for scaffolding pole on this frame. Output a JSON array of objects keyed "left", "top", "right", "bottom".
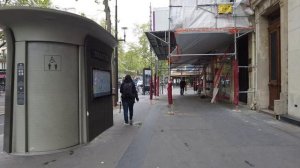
[
  {"left": 167, "top": 0, "right": 173, "bottom": 106},
  {"left": 168, "top": 0, "right": 171, "bottom": 81},
  {"left": 171, "top": 53, "right": 236, "bottom": 57}
]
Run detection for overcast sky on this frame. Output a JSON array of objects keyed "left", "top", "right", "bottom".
[{"left": 51, "top": 0, "right": 169, "bottom": 43}]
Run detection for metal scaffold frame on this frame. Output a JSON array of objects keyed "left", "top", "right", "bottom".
[{"left": 163, "top": 0, "right": 255, "bottom": 106}]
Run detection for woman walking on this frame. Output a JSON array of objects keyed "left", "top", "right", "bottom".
[{"left": 120, "top": 75, "right": 139, "bottom": 125}]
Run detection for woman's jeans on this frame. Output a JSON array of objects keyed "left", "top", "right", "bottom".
[{"left": 122, "top": 101, "right": 134, "bottom": 123}]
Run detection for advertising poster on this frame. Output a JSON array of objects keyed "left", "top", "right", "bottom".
[{"left": 144, "top": 69, "right": 151, "bottom": 87}]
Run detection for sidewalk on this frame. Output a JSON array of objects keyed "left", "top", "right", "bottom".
[
  {"left": 1, "top": 89, "right": 300, "bottom": 168},
  {"left": 0, "top": 106, "right": 4, "bottom": 116},
  {"left": 0, "top": 93, "right": 4, "bottom": 116}
]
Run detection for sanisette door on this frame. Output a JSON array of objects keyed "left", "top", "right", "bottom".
[{"left": 27, "top": 42, "right": 79, "bottom": 152}]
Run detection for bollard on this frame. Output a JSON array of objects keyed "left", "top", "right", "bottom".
[
  {"left": 233, "top": 60, "right": 239, "bottom": 106},
  {"left": 154, "top": 74, "right": 156, "bottom": 96},
  {"left": 167, "top": 80, "right": 173, "bottom": 105},
  {"left": 150, "top": 78, "right": 153, "bottom": 100},
  {"left": 157, "top": 76, "right": 159, "bottom": 96}
]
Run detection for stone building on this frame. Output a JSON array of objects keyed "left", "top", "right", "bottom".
[
  {"left": 251, "top": 0, "right": 300, "bottom": 121},
  {"left": 287, "top": 0, "right": 300, "bottom": 119}
]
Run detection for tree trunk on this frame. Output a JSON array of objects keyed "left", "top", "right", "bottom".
[{"left": 103, "top": 0, "right": 111, "bottom": 33}]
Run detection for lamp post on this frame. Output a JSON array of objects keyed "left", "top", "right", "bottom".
[{"left": 120, "top": 27, "right": 127, "bottom": 41}]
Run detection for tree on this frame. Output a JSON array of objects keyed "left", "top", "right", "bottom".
[
  {"left": 80, "top": 12, "right": 86, "bottom": 17},
  {"left": 0, "top": 0, "right": 51, "bottom": 7},
  {"left": 0, "top": 0, "right": 9, "bottom": 6},
  {"left": 133, "top": 24, "right": 153, "bottom": 66},
  {"left": 102, "top": 0, "right": 111, "bottom": 33},
  {"left": 118, "top": 23, "right": 169, "bottom": 78},
  {"left": 0, "top": 0, "right": 52, "bottom": 44},
  {"left": 118, "top": 24, "right": 155, "bottom": 77},
  {"left": 0, "top": 31, "right": 5, "bottom": 48},
  {"left": 94, "top": 0, "right": 111, "bottom": 33},
  {"left": 31, "top": 0, "right": 51, "bottom": 7},
  {"left": 158, "top": 59, "right": 168, "bottom": 77}
]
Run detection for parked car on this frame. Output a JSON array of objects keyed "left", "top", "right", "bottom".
[{"left": 137, "top": 80, "right": 143, "bottom": 87}]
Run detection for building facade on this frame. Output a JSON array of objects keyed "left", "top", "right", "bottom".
[
  {"left": 288, "top": 0, "right": 300, "bottom": 119},
  {"left": 251, "top": 0, "right": 300, "bottom": 120}
]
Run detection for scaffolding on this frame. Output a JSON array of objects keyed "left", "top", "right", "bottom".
[{"left": 146, "top": 0, "right": 255, "bottom": 105}]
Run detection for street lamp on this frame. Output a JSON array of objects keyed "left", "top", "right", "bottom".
[{"left": 119, "top": 27, "right": 127, "bottom": 42}]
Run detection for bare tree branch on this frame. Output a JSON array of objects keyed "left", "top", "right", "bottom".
[{"left": 0, "top": 42, "right": 6, "bottom": 48}]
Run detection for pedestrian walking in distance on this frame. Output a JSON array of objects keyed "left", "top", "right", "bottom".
[
  {"left": 120, "top": 75, "right": 139, "bottom": 125},
  {"left": 180, "top": 78, "right": 186, "bottom": 95}
]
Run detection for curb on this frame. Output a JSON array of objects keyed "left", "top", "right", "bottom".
[
  {"left": 259, "top": 109, "right": 277, "bottom": 118},
  {"left": 280, "top": 115, "right": 300, "bottom": 127}
]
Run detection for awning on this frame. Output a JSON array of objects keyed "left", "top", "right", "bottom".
[
  {"left": 145, "top": 31, "right": 176, "bottom": 60},
  {"left": 146, "top": 28, "right": 253, "bottom": 68},
  {"left": 169, "top": 30, "right": 236, "bottom": 68}
]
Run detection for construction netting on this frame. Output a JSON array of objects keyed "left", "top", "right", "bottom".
[
  {"left": 170, "top": 0, "right": 253, "bottom": 30},
  {"left": 147, "top": 0, "right": 254, "bottom": 68}
]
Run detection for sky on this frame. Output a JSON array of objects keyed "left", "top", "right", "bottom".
[{"left": 51, "top": 0, "right": 169, "bottom": 43}]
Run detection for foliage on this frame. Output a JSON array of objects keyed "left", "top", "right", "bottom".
[
  {"left": 118, "top": 24, "right": 154, "bottom": 77},
  {"left": 0, "top": 0, "right": 51, "bottom": 7},
  {"left": 118, "top": 23, "right": 170, "bottom": 78},
  {"left": 0, "top": 0, "right": 51, "bottom": 42},
  {"left": 0, "top": 31, "right": 5, "bottom": 48},
  {"left": 158, "top": 60, "right": 169, "bottom": 77},
  {"left": 99, "top": 19, "right": 106, "bottom": 30},
  {"left": 80, "top": 12, "right": 86, "bottom": 17},
  {"left": 0, "top": 32, "right": 3, "bottom": 39}
]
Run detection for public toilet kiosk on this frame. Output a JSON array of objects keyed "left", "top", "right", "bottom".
[{"left": 0, "top": 7, "right": 117, "bottom": 154}]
